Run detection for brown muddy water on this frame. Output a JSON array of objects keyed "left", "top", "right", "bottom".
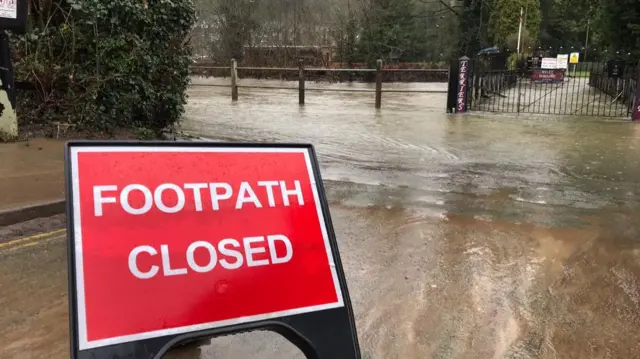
[
  {"left": 183, "top": 78, "right": 640, "bottom": 359},
  {"left": 2, "top": 78, "right": 640, "bottom": 359}
]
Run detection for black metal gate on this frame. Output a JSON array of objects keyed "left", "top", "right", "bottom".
[{"left": 468, "top": 54, "right": 638, "bottom": 118}]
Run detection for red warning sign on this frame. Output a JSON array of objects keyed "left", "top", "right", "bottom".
[{"left": 68, "top": 145, "right": 344, "bottom": 350}]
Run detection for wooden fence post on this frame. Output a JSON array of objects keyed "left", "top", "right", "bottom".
[
  {"left": 375, "top": 59, "right": 383, "bottom": 109},
  {"left": 231, "top": 58, "right": 238, "bottom": 101},
  {"left": 299, "top": 60, "right": 305, "bottom": 105},
  {"left": 633, "top": 63, "right": 640, "bottom": 121}
]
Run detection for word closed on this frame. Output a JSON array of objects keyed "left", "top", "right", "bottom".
[
  {"left": 68, "top": 146, "right": 344, "bottom": 351},
  {"left": 128, "top": 234, "right": 293, "bottom": 279}
]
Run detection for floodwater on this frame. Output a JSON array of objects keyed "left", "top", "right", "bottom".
[
  {"left": 183, "top": 78, "right": 640, "bottom": 359},
  {"left": 2, "top": 78, "right": 640, "bottom": 359}
]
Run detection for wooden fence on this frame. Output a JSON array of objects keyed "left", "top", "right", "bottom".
[{"left": 189, "top": 59, "right": 449, "bottom": 109}]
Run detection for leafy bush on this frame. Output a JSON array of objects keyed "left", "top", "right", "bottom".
[
  {"left": 11, "top": 0, "right": 195, "bottom": 136},
  {"left": 507, "top": 53, "right": 519, "bottom": 71}
]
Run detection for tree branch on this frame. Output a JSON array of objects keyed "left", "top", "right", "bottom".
[{"left": 417, "top": 0, "right": 461, "bottom": 16}]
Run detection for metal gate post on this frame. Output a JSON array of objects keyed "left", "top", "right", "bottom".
[
  {"left": 446, "top": 58, "right": 459, "bottom": 113},
  {"left": 633, "top": 62, "right": 640, "bottom": 121}
]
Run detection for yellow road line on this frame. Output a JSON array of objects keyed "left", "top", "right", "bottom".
[
  {"left": 5, "top": 235, "right": 65, "bottom": 253},
  {"left": 0, "top": 229, "right": 67, "bottom": 250}
]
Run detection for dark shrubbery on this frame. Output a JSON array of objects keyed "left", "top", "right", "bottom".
[{"left": 12, "top": 0, "right": 195, "bottom": 136}]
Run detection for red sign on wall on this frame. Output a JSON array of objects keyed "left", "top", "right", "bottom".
[
  {"left": 531, "top": 68, "right": 565, "bottom": 84},
  {"left": 68, "top": 145, "right": 344, "bottom": 350}
]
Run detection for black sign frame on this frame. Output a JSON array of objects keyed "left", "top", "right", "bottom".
[
  {"left": 0, "top": 0, "right": 27, "bottom": 34},
  {"left": 64, "top": 140, "right": 362, "bottom": 359}
]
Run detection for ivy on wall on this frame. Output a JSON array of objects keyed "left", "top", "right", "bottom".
[{"left": 11, "top": 0, "right": 195, "bottom": 136}]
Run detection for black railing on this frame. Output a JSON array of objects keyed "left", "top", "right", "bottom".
[
  {"left": 589, "top": 70, "right": 638, "bottom": 116},
  {"left": 469, "top": 58, "right": 637, "bottom": 118}
]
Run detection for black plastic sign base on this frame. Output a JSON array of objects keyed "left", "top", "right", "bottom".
[
  {"left": 75, "top": 310, "right": 357, "bottom": 359},
  {"left": 64, "top": 141, "right": 362, "bottom": 359}
]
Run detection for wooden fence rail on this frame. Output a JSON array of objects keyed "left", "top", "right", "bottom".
[{"left": 189, "top": 59, "right": 449, "bottom": 108}]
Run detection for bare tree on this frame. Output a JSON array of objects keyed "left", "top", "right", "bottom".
[
  {"left": 193, "top": 0, "right": 259, "bottom": 62},
  {"left": 191, "top": 0, "right": 460, "bottom": 65}
]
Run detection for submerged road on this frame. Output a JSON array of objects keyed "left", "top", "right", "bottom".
[{"left": 2, "top": 78, "right": 640, "bottom": 358}]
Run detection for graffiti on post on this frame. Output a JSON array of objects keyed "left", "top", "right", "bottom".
[{"left": 457, "top": 57, "right": 470, "bottom": 113}]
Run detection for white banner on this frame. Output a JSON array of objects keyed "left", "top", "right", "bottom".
[
  {"left": 556, "top": 54, "right": 569, "bottom": 69},
  {"left": 0, "top": 0, "right": 17, "bottom": 19},
  {"left": 541, "top": 57, "right": 557, "bottom": 69}
]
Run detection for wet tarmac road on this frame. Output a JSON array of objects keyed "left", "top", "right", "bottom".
[
  {"left": 2, "top": 79, "right": 640, "bottom": 358},
  {"left": 0, "top": 139, "right": 65, "bottom": 211}
]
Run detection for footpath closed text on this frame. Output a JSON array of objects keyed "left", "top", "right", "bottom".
[{"left": 90, "top": 180, "right": 307, "bottom": 280}]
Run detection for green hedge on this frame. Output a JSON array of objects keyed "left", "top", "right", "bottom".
[{"left": 12, "top": 0, "right": 195, "bottom": 136}]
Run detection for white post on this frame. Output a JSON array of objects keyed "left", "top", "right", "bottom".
[
  {"left": 516, "top": 7, "right": 524, "bottom": 54},
  {"left": 584, "top": 20, "right": 590, "bottom": 62}
]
